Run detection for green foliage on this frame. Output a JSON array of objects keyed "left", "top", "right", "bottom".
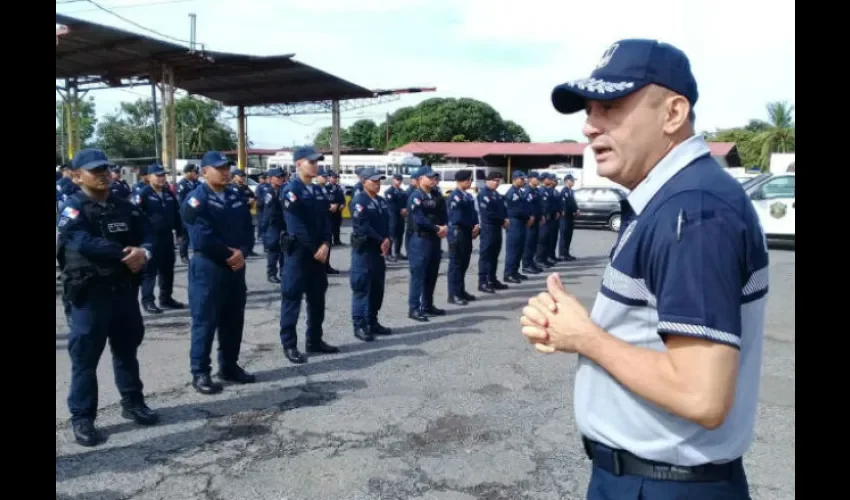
[
  {"left": 56, "top": 96, "right": 97, "bottom": 162},
  {"left": 313, "top": 97, "right": 531, "bottom": 151},
  {"left": 705, "top": 101, "right": 795, "bottom": 170}
]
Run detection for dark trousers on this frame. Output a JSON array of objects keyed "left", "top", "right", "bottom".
[
  {"left": 179, "top": 224, "right": 190, "bottom": 259},
  {"left": 587, "top": 461, "right": 751, "bottom": 500},
  {"left": 279, "top": 248, "right": 328, "bottom": 348},
  {"left": 141, "top": 240, "right": 175, "bottom": 304},
  {"left": 408, "top": 233, "right": 440, "bottom": 311},
  {"left": 559, "top": 216, "right": 575, "bottom": 257},
  {"left": 331, "top": 212, "right": 343, "bottom": 244},
  {"left": 523, "top": 220, "right": 539, "bottom": 268},
  {"left": 504, "top": 218, "right": 527, "bottom": 277},
  {"left": 66, "top": 287, "right": 145, "bottom": 422},
  {"left": 263, "top": 226, "right": 282, "bottom": 278},
  {"left": 188, "top": 255, "right": 247, "bottom": 375},
  {"left": 447, "top": 227, "right": 473, "bottom": 298},
  {"left": 350, "top": 249, "right": 386, "bottom": 327},
  {"left": 389, "top": 215, "right": 405, "bottom": 256},
  {"left": 478, "top": 225, "right": 502, "bottom": 285}
]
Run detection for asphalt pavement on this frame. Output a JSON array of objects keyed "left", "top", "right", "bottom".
[{"left": 55, "top": 227, "right": 795, "bottom": 500}]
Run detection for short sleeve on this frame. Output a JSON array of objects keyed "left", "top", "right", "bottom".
[{"left": 646, "top": 194, "right": 748, "bottom": 349}]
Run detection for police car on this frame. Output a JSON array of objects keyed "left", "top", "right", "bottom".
[{"left": 745, "top": 172, "right": 795, "bottom": 241}]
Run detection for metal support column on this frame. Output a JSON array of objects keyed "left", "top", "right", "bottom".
[
  {"left": 237, "top": 105, "right": 247, "bottom": 171},
  {"left": 150, "top": 82, "right": 160, "bottom": 162},
  {"left": 57, "top": 80, "right": 83, "bottom": 161},
  {"left": 331, "top": 100, "right": 341, "bottom": 171},
  {"left": 159, "top": 65, "right": 177, "bottom": 182}
]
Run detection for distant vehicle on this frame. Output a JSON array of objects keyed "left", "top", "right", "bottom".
[
  {"left": 432, "top": 164, "right": 502, "bottom": 197},
  {"left": 574, "top": 187, "right": 628, "bottom": 232},
  {"left": 745, "top": 172, "right": 795, "bottom": 241},
  {"left": 266, "top": 151, "right": 421, "bottom": 187}
]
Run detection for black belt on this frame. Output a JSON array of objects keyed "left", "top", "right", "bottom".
[
  {"left": 415, "top": 231, "right": 439, "bottom": 238},
  {"left": 581, "top": 437, "right": 739, "bottom": 482}
]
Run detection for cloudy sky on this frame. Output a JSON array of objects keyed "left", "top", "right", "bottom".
[{"left": 56, "top": 0, "right": 796, "bottom": 148}]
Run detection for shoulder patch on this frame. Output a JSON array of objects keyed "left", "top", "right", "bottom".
[
  {"left": 286, "top": 191, "right": 297, "bottom": 202},
  {"left": 61, "top": 206, "right": 79, "bottom": 219},
  {"left": 188, "top": 197, "right": 201, "bottom": 208}
]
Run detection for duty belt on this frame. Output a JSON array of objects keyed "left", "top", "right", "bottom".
[{"left": 581, "top": 437, "right": 739, "bottom": 482}]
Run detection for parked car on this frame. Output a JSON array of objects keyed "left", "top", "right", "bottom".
[{"left": 574, "top": 187, "right": 628, "bottom": 232}]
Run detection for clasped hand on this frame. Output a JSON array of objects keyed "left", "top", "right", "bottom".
[{"left": 520, "top": 273, "right": 599, "bottom": 354}]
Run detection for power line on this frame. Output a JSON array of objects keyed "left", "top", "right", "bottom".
[
  {"left": 72, "top": 0, "right": 198, "bottom": 47},
  {"left": 59, "top": 0, "right": 193, "bottom": 14}
]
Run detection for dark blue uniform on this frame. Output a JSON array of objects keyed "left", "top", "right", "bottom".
[
  {"left": 132, "top": 181, "right": 147, "bottom": 197},
  {"left": 349, "top": 191, "right": 389, "bottom": 334},
  {"left": 58, "top": 190, "right": 152, "bottom": 426},
  {"left": 279, "top": 177, "right": 333, "bottom": 350},
  {"left": 57, "top": 176, "right": 80, "bottom": 205},
  {"left": 384, "top": 183, "right": 408, "bottom": 258},
  {"left": 326, "top": 178, "right": 346, "bottom": 245},
  {"left": 522, "top": 177, "right": 544, "bottom": 272},
  {"left": 233, "top": 181, "right": 256, "bottom": 254},
  {"left": 504, "top": 180, "right": 530, "bottom": 279},
  {"left": 559, "top": 182, "right": 578, "bottom": 259},
  {"left": 476, "top": 185, "right": 507, "bottom": 286},
  {"left": 181, "top": 183, "right": 252, "bottom": 378},
  {"left": 544, "top": 181, "right": 562, "bottom": 261},
  {"left": 535, "top": 176, "right": 558, "bottom": 266},
  {"left": 109, "top": 178, "right": 132, "bottom": 201},
  {"left": 261, "top": 183, "right": 285, "bottom": 280},
  {"left": 254, "top": 181, "right": 269, "bottom": 239},
  {"left": 176, "top": 176, "right": 200, "bottom": 260},
  {"left": 407, "top": 182, "right": 443, "bottom": 314},
  {"left": 447, "top": 187, "right": 478, "bottom": 300},
  {"left": 134, "top": 184, "right": 183, "bottom": 307},
  {"left": 404, "top": 184, "right": 417, "bottom": 256}
]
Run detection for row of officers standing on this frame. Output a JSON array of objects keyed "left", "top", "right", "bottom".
[{"left": 55, "top": 146, "right": 579, "bottom": 447}]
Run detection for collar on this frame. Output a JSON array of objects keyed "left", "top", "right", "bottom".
[{"left": 627, "top": 134, "right": 711, "bottom": 215}]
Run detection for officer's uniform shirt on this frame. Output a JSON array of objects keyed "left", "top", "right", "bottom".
[
  {"left": 255, "top": 182, "right": 269, "bottom": 212},
  {"left": 476, "top": 186, "right": 507, "bottom": 226},
  {"left": 261, "top": 185, "right": 285, "bottom": 232},
  {"left": 132, "top": 181, "right": 147, "bottom": 196},
  {"left": 352, "top": 181, "right": 363, "bottom": 199},
  {"left": 57, "top": 176, "right": 80, "bottom": 205},
  {"left": 351, "top": 192, "right": 389, "bottom": 243},
  {"left": 384, "top": 184, "right": 407, "bottom": 217},
  {"left": 574, "top": 135, "right": 770, "bottom": 467},
  {"left": 561, "top": 184, "right": 578, "bottom": 215},
  {"left": 134, "top": 185, "right": 183, "bottom": 240},
  {"left": 431, "top": 187, "right": 449, "bottom": 226},
  {"left": 404, "top": 184, "right": 417, "bottom": 233},
  {"left": 448, "top": 188, "right": 478, "bottom": 231},
  {"left": 109, "top": 178, "right": 132, "bottom": 201},
  {"left": 408, "top": 188, "right": 441, "bottom": 234},
  {"left": 281, "top": 177, "right": 332, "bottom": 252},
  {"left": 181, "top": 183, "right": 253, "bottom": 264},
  {"left": 326, "top": 182, "right": 346, "bottom": 207},
  {"left": 504, "top": 185, "right": 530, "bottom": 222},
  {"left": 523, "top": 184, "right": 542, "bottom": 220},
  {"left": 176, "top": 177, "right": 200, "bottom": 206},
  {"left": 234, "top": 183, "right": 255, "bottom": 205}
]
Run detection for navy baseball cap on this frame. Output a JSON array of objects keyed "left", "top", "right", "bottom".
[
  {"left": 267, "top": 167, "right": 284, "bottom": 178},
  {"left": 359, "top": 167, "right": 386, "bottom": 181},
  {"left": 201, "top": 151, "right": 231, "bottom": 168},
  {"left": 317, "top": 168, "right": 330, "bottom": 177},
  {"left": 512, "top": 170, "right": 526, "bottom": 179},
  {"left": 527, "top": 171, "right": 539, "bottom": 179},
  {"left": 392, "top": 173, "right": 403, "bottom": 181},
  {"left": 71, "top": 148, "right": 113, "bottom": 171},
  {"left": 232, "top": 169, "right": 246, "bottom": 177},
  {"left": 329, "top": 171, "right": 339, "bottom": 178},
  {"left": 552, "top": 39, "right": 699, "bottom": 115},
  {"left": 147, "top": 163, "right": 166, "bottom": 176},
  {"left": 417, "top": 167, "right": 439, "bottom": 179},
  {"left": 564, "top": 174, "right": 576, "bottom": 181},
  {"left": 293, "top": 146, "right": 324, "bottom": 162}
]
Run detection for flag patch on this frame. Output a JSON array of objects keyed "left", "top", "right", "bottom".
[
  {"left": 61, "top": 206, "right": 79, "bottom": 219},
  {"left": 286, "top": 191, "right": 297, "bottom": 202},
  {"left": 188, "top": 197, "right": 200, "bottom": 208}
]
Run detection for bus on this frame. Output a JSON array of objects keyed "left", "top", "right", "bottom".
[{"left": 266, "top": 151, "right": 422, "bottom": 187}]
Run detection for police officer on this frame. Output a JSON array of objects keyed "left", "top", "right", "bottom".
[
  {"left": 261, "top": 168, "right": 287, "bottom": 283},
  {"left": 134, "top": 163, "right": 185, "bottom": 314},
  {"left": 254, "top": 174, "right": 269, "bottom": 241},
  {"left": 544, "top": 175, "right": 562, "bottom": 262},
  {"left": 232, "top": 170, "right": 258, "bottom": 256},
  {"left": 279, "top": 146, "right": 340, "bottom": 364},
  {"left": 176, "top": 164, "right": 200, "bottom": 264},
  {"left": 109, "top": 165, "right": 132, "bottom": 200},
  {"left": 57, "top": 148, "right": 158, "bottom": 447},
  {"left": 558, "top": 173, "right": 579, "bottom": 261},
  {"left": 446, "top": 169, "right": 479, "bottom": 305},
  {"left": 383, "top": 174, "right": 408, "bottom": 261},
  {"left": 349, "top": 167, "right": 393, "bottom": 341},
  {"left": 476, "top": 172, "right": 509, "bottom": 293},
  {"left": 326, "top": 171, "right": 346, "bottom": 246},
  {"left": 406, "top": 167, "right": 447, "bottom": 322},
  {"left": 404, "top": 176, "right": 418, "bottom": 257},
  {"left": 315, "top": 169, "right": 340, "bottom": 274},
  {"left": 57, "top": 163, "right": 80, "bottom": 204},
  {"left": 182, "top": 151, "right": 255, "bottom": 395},
  {"left": 535, "top": 173, "right": 558, "bottom": 268},
  {"left": 132, "top": 165, "right": 148, "bottom": 196},
  {"left": 522, "top": 172, "right": 544, "bottom": 275},
  {"left": 503, "top": 170, "right": 530, "bottom": 283}
]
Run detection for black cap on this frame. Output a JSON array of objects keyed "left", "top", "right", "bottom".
[
  {"left": 454, "top": 170, "right": 472, "bottom": 181},
  {"left": 392, "top": 173, "right": 403, "bottom": 181},
  {"left": 486, "top": 171, "right": 503, "bottom": 180},
  {"left": 183, "top": 163, "right": 198, "bottom": 173}
]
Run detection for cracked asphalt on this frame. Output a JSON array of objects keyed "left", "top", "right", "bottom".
[{"left": 56, "top": 227, "right": 795, "bottom": 500}]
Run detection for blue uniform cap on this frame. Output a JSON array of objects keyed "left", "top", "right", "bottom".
[
  {"left": 71, "top": 148, "right": 113, "bottom": 171},
  {"left": 414, "top": 167, "right": 439, "bottom": 179},
  {"left": 201, "top": 151, "right": 231, "bottom": 168},
  {"left": 317, "top": 168, "right": 330, "bottom": 177},
  {"left": 552, "top": 39, "right": 698, "bottom": 115},
  {"left": 392, "top": 173, "right": 403, "bottom": 181},
  {"left": 512, "top": 170, "right": 527, "bottom": 179},
  {"left": 564, "top": 173, "right": 576, "bottom": 181},
  {"left": 539, "top": 172, "right": 551, "bottom": 180},
  {"left": 293, "top": 145, "right": 324, "bottom": 162},
  {"left": 266, "top": 167, "right": 284, "bottom": 178},
  {"left": 147, "top": 163, "right": 166, "bottom": 176},
  {"left": 329, "top": 171, "right": 339, "bottom": 178},
  {"left": 359, "top": 167, "right": 386, "bottom": 182},
  {"left": 527, "top": 171, "right": 539, "bottom": 179},
  {"left": 232, "top": 169, "right": 246, "bottom": 177}
]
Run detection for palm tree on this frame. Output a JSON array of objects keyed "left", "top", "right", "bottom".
[{"left": 753, "top": 101, "right": 795, "bottom": 171}]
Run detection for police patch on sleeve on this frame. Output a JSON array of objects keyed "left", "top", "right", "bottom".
[
  {"left": 61, "top": 206, "right": 79, "bottom": 219},
  {"left": 286, "top": 191, "right": 297, "bottom": 202},
  {"left": 188, "top": 197, "right": 200, "bottom": 208},
  {"left": 264, "top": 193, "right": 273, "bottom": 204}
]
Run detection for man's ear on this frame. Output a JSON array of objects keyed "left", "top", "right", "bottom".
[{"left": 663, "top": 95, "right": 691, "bottom": 135}]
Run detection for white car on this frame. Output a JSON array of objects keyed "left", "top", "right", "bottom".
[{"left": 745, "top": 172, "right": 795, "bottom": 241}]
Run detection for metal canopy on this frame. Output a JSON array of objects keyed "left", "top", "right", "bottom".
[{"left": 55, "top": 13, "right": 375, "bottom": 106}]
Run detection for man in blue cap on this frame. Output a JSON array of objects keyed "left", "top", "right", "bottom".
[
  {"left": 315, "top": 168, "right": 340, "bottom": 274},
  {"left": 503, "top": 170, "right": 530, "bottom": 283},
  {"left": 57, "top": 148, "right": 159, "bottom": 446},
  {"left": 348, "top": 167, "right": 392, "bottom": 341},
  {"left": 558, "top": 173, "right": 579, "bottom": 261},
  {"left": 325, "top": 170, "right": 346, "bottom": 246},
  {"left": 176, "top": 163, "right": 201, "bottom": 264},
  {"left": 260, "top": 167, "right": 287, "bottom": 283},
  {"left": 534, "top": 172, "right": 559, "bottom": 268},
  {"left": 182, "top": 151, "right": 255, "bottom": 395},
  {"left": 132, "top": 165, "right": 148, "bottom": 197},
  {"left": 108, "top": 165, "right": 132, "bottom": 201},
  {"left": 231, "top": 169, "right": 258, "bottom": 257},
  {"left": 279, "top": 146, "right": 340, "bottom": 364},
  {"left": 133, "top": 163, "right": 185, "bottom": 314},
  {"left": 406, "top": 166, "right": 447, "bottom": 321},
  {"left": 384, "top": 173, "right": 408, "bottom": 261},
  {"left": 476, "top": 171, "right": 508, "bottom": 293},
  {"left": 521, "top": 39, "right": 767, "bottom": 499},
  {"left": 521, "top": 171, "right": 544, "bottom": 275}
]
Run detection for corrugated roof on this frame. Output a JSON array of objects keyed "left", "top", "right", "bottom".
[
  {"left": 55, "top": 13, "right": 374, "bottom": 106},
  {"left": 394, "top": 141, "right": 739, "bottom": 159}
]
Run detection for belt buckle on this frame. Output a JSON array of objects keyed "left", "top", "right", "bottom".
[{"left": 610, "top": 451, "right": 624, "bottom": 476}]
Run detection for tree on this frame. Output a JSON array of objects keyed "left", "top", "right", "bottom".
[
  {"left": 705, "top": 100, "right": 795, "bottom": 171},
  {"left": 96, "top": 96, "right": 237, "bottom": 161},
  {"left": 346, "top": 119, "right": 379, "bottom": 149},
  {"left": 56, "top": 96, "right": 97, "bottom": 162},
  {"left": 312, "top": 126, "right": 350, "bottom": 149}
]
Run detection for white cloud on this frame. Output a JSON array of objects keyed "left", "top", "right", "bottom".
[{"left": 58, "top": 0, "right": 795, "bottom": 149}]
